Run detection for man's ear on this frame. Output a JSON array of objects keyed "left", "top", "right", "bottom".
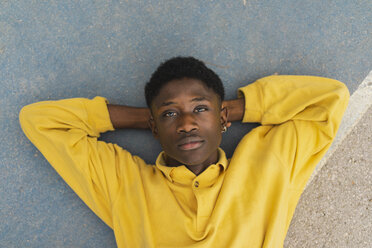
[
  {"left": 220, "top": 105, "right": 230, "bottom": 128},
  {"left": 148, "top": 116, "right": 159, "bottom": 139}
]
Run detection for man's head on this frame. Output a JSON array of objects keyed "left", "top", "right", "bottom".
[
  {"left": 145, "top": 57, "right": 225, "bottom": 108},
  {"left": 145, "top": 57, "right": 228, "bottom": 174}
]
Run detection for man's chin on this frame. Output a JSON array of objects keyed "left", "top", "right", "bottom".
[{"left": 165, "top": 149, "right": 218, "bottom": 168}]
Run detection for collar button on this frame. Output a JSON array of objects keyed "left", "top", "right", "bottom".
[{"left": 194, "top": 181, "right": 199, "bottom": 188}]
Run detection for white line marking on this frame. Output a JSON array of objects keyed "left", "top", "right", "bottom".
[{"left": 306, "top": 70, "right": 372, "bottom": 188}]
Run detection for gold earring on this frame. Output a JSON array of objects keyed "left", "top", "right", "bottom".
[{"left": 221, "top": 126, "right": 227, "bottom": 133}]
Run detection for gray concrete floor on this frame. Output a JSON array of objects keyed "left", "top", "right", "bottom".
[
  {"left": 2, "top": 1, "right": 372, "bottom": 246},
  {"left": 285, "top": 106, "right": 372, "bottom": 247}
]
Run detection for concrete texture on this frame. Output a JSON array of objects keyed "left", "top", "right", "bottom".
[
  {"left": 307, "top": 70, "right": 372, "bottom": 188},
  {"left": 285, "top": 105, "right": 372, "bottom": 248},
  {"left": 1, "top": 1, "right": 372, "bottom": 247}
]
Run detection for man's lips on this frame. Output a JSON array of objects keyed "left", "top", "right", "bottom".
[{"left": 178, "top": 137, "right": 204, "bottom": 151}]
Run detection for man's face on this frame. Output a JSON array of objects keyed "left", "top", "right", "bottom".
[{"left": 150, "top": 78, "right": 227, "bottom": 171}]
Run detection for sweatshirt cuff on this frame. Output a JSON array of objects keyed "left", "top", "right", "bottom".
[
  {"left": 237, "top": 82, "right": 264, "bottom": 123},
  {"left": 84, "top": 96, "right": 115, "bottom": 133}
]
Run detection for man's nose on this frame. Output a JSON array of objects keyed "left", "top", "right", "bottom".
[{"left": 176, "top": 113, "right": 198, "bottom": 133}]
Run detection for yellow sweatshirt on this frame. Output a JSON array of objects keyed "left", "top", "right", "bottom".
[{"left": 19, "top": 75, "right": 349, "bottom": 247}]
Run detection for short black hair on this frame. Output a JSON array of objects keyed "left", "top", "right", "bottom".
[{"left": 145, "top": 56, "right": 224, "bottom": 107}]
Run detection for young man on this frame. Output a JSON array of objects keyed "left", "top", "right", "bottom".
[{"left": 19, "top": 57, "right": 349, "bottom": 247}]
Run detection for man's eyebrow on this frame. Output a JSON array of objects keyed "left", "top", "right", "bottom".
[
  {"left": 161, "top": 101, "right": 175, "bottom": 107},
  {"left": 160, "top": 97, "right": 210, "bottom": 107},
  {"left": 191, "top": 96, "right": 210, "bottom": 102}
]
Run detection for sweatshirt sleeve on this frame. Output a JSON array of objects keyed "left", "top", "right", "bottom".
[
  {"left": 19, "top": 96, "right": 136, "bottom": 228},
  {"left": 238, "top": 75, "right": 349, "bottom": 188}
]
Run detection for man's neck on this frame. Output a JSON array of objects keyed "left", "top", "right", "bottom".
[{"left": 164, "top": 151, "right": 219, "bottom": 176}]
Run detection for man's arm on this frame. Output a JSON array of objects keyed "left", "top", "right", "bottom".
[
  {"left": 236, "top": 75, "right": 349, "bottom": 188},
  {"left": 19, "top": 96, "right": 149, "bottom": 228},
  {"left": 237, "top": 75, "right": 349, "bottom": 127},
  {"left": 107, "top": 99, "right": 245, "bottom": 130},
  {"left": 222, "top": 98, "right": 245, "bottom": 127},
  {"left": 107, "top": 104, "right": 151, "bottom": 129}
]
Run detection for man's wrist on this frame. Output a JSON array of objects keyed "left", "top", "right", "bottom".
[
  {"left": 107, "top": 104, "right": 151, "bottom": 129},
  {"left": 223, "top": 98, "right": 245, "bottom": 122}
]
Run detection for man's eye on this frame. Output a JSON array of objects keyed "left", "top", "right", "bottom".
[
  {"left": 164, "top": 111, "right": 177, "bottom": 117},
  {"left": 194, "top": 107, "right": 207, "bottom": 113}
]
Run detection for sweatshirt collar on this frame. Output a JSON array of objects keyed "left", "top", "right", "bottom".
[{"left": 155, "top": 148, "right": 228, "bottom": 185}]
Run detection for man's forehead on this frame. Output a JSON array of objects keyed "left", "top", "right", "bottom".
[
  {"left": 161, "top": 78, "right": 211, "bottom": 94},
  {"left": 153, "top": 79, "right": 218, "bottom": 107}
]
